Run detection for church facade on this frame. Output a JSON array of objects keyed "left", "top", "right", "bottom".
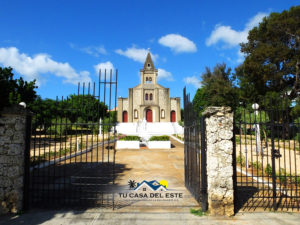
[{"left": 117, "top": 52, "right": 181, "bottom": 123}]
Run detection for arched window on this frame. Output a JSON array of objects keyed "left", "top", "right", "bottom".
[
  {"left": 161, "top": 109, "right": 165, "bottom": 119},
  {"left": 150, "top": 93, "right": 153, "bottom": 100},
  {"left": 146, "top": 77, "right": 149, "bottom": 81},
  {"left": 134, "top": 109, "right": 138, "bottom": 119},
  {"left": 145, "top": 93, "right": 148, "bottom": 100}
]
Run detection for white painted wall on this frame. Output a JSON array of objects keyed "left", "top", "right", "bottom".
[
  {"left": 148, "top": 141, "right": 171, "bottom": 149},
  {"left": 116, "top": 141, "right": 140, "bottom": 149}
]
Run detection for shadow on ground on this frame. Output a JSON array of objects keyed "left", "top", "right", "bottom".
[{"left": 29, "top": 162, "right": 131, "bottom": 209}]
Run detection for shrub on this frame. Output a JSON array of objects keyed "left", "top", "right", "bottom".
[
  {"left": 278, "top": 175, "right": 287, "bottom": 183},
  {"left": 47, "top": 118, "right": 72, "bottom": 136},
  {"left": 295, "top": 133, "right": 300, "bottom": 144},
  {"left": 178, "top": 120, "right": 184, "bottom": 127},
  {"left": 265, "top": 164, "right": 272, "bottom": 176},
  {"left": 119, "top": 135, "right": 140, "bottom": 141},
  {"left": 251, "top": 161, "right": 262, "bottom": 170},
  {"left": 236, "top": 154, "right": 245, "bottom": 167},
  {"left": 149, "top": 135, "right": 170, "bottom": 141},
  {"left": 292, "top": 176, "right": 300, "bottom": 184}
]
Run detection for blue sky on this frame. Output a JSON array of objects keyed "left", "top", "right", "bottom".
[{"left": 0, "top": 0, "right": 298, "bottom": 107}]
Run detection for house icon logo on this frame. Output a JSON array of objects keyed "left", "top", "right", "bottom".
[{"left": 128, "top": 179, "right": 168, "bottom": 192}]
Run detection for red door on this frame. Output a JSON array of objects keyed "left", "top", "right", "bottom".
[
  {"left": 146, "top": 109, "right": 152, "bottom": 122},
  {"left": 171, "top": 110, "right": 176, "bottom": 122},
  {"left": 123, "top": 111, "right": 128, "bottom": 122}
]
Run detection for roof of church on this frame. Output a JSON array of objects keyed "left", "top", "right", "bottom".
[
  {"left": 143, "top": 52, "right": 155, "bottom": 71},
  {"left": 132, "top": 83, "right": 166, "bottom": 89}
]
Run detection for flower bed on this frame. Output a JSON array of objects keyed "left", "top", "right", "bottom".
[
  {"left": 116, "top": 135, "right": 140, "bottom": 149},
  {"left": 148, "top": 135, "right": 171, "bottom": 149}
]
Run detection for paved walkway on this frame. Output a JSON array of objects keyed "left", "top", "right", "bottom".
[
  {"left": 113, "top": 139, "right": 198, "bottom": 210},
  {"left": 1, "top": 209, "right": 300, "bottom": 225}
]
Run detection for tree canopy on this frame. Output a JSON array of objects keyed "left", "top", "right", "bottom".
[
  {"left": 192, "top": 63, "right": 239, "bottom": 114},
  {"left": 0, "top": 66, "right": 37, "bottom": 111},
  {"left": 240, "top": 6, "right": 300, "bottom": 101}
]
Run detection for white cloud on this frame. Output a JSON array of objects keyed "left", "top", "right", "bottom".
[
  {"left": 157, "top": 68, "right": 174, "bottom": 81},
  {"left": 94, "top": 61, "right": 114, "bottom": 75},
  {"left": 206, "top": 12, "right": 268, "bottom": 47},
  {"left": 115, "top": 47, "right": 158, "bottom": 63},
  {"left": 69, "top": 43, "right": 107, "bottom": 57},
  {"left": 81, "top": 46, "right": 107, "bottom": 57},
  {"left": 0, "top": 47, "right": 91, "bottom": 85},
  {"left": 158, "top": 34, "right": 197, "bottom": 53},
  {"left": 183, "top": 76, "right": 201, "bottom": 89}
]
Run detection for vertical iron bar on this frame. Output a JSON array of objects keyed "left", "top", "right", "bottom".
[
  {"left": 270, "top": 99, "right": 277, "bottom": 210},
  {"left": 23, "top": 114, "right": 32, "bottom": 211},
  {"left": 232, "top": 113, "right": 237, "bottom": 213},
  {"left": 113, "top": 69, "right": 118, "bottom": 209},
  {"left": 102, "top": 70, "right": 107, "bottom": 163}
]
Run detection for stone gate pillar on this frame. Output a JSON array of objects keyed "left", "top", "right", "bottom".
[
  {"left": 202, "top": 107, "right": 234, "bottom": 216},
  {"left": 0, "top": 105, "right": 31, "bottom": 214}
]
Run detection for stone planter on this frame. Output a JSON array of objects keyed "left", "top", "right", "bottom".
[
  {"left": 116, "top": 140, "right": 140, "bottom": 149},
  {"left": 148, "top": 141, "right": 171, "bottom": 149}
]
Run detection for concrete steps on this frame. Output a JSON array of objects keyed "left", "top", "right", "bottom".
[{"left": 116, "top": 122, "right": 184, "bottom": 136}]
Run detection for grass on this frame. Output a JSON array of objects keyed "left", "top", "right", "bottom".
[
  {"left": 190, "top": 208, "right": 205, "bottom": 216},
  {"left": 173, "top": 134, "right": 184, "bottom": 141}
]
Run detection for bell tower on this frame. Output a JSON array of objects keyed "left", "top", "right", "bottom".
[{"left": 140, "top": 51, "right": 158, "bottom": 85}]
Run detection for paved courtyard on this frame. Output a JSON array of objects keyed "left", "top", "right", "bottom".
[{"left": 113, "top": 138, "right": 199, "bottom": 211}]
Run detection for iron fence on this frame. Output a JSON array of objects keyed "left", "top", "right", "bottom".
[
  {"left": 25, "top": 70, "right": 118, "bottom": 209},
  {"left": 183, "top": 87, "right": 208, "bottom": 211},
  {"left": 234, "top": 98, "right": 300, "bottom": 211}
]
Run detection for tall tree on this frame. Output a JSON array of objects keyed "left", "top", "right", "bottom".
[
  {"left": 192, "top": 87, "right": 208, "bottom": 115},
  {"left": 240, "top": 6, "right": 300, "bottom": 101},
  {"left": 0, "top": 66, "right": 37, "bottom": 111},
  {"left": 64, "top": 94, "right": 108, "bottom": 123},
  {"left": 195, "top": 63, "right": 238, "bottom": 110}
]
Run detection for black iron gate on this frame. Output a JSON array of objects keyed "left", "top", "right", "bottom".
[
  {"left": 234, "top": 99, "right": 300, "bottom": 211},
  {"left": 25, "top": 70, "right": 118, "bottom": 209},
  {"left": 183, "top": 87, "right": 208, "bottom": 211}
]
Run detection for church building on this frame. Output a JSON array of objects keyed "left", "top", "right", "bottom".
[{"left": 117, "top": 52, "right": 181, "bottom": 123}]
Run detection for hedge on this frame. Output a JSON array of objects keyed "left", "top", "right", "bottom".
[
  {"left": 119, "top": 135, "right": 140, "bottom": 141},
  {"left": 149, "top": 135, "right": 170, "bottom": 141}
]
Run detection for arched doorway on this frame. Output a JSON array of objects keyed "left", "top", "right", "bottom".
[
  {"left": 171, "top": 110, "right": 176, "bottom": 122},
  {"left": 122, "top": 111, "right": 128, "bottom": 122},
  {"left": 146, "top": 109, "right": 153, "bottom": 122}
]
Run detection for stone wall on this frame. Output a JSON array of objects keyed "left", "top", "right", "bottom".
[
  {"left": 158, "top": 88, "right": 169, "bottom": 122},
  {"left": 202, "top": 107, "right": 234, "bottom": 216},
  {"left": 132, "top": 89, "right": 141, "bottom": 122},
  {"left": 0, "top": 105, "right": 30, "bottom": 214}
]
